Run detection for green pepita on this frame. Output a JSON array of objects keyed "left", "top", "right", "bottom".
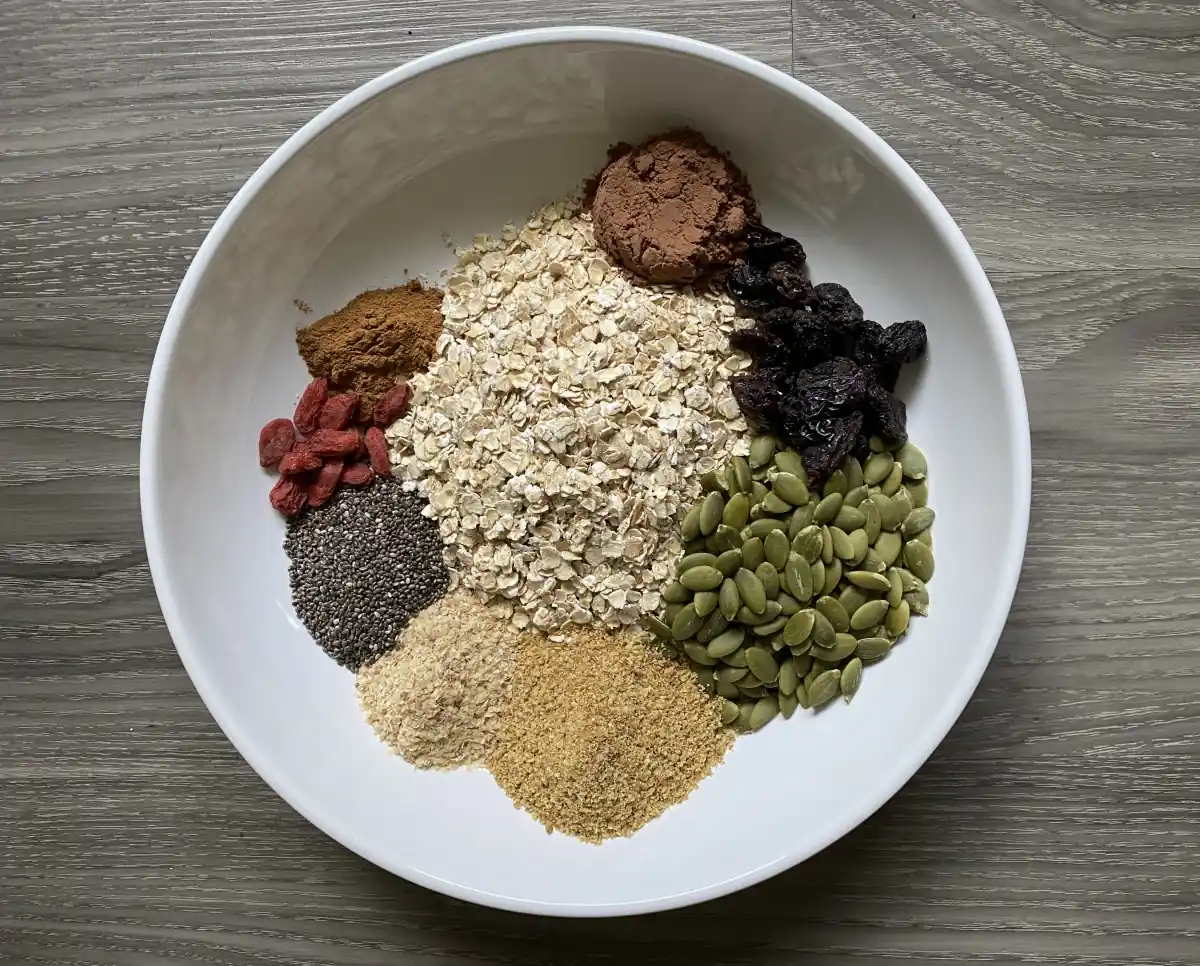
[
  {"left": 830, "top": 526, "right": 855, "bottom": 561},
  {"left": 750, "top": 481, "right": 769, "bottom": 508},
  {"left": 861, "top": 548, "right": 887, "bottom": 573},
  {"left": 774, "top": 449, "right": 806, "bottom": 479},
  {"left": 863, "top": 497, "right": 882, "bottom": 543},
  {"left": 895, "top": 442, "right": 927, "bottom": 480},
  {"left": 844, "top": 455, "right": 864, "bottom": 490},
  {"left": 863, "top": 451, "right": 893, "bottom": 486},
  {"left": 759, "top": 492, "right": 791, "bottom": 515},
  {"left": 777, "top": 659, "right": 800, "bottom": 695},
  {"left": 850, "top": 598, "right": 889, "bottom": 631},
  {"left": 700, "top": 470, "right": 725, "bottom": 493},
  {"left": 745, "top": 646, "right": 779, "bottom": 683},
  {"left": 856, "top": 636, "right": 892, "bottom": 662},
  {"left": 778, "top": 690, "right": 800, "bottom": 719},
  {"left": 793, "top": 525, "right": 824, "bottom": 564},
  {"left": 733, "top": 455, "right": 752, "bottom": 493},
  {"left": 777, "top": 591, "right": 802, "bottom": 615},
  {"left": 754, "top": 561, "right": 780, "bottom": 600},
  {"left": 841, "top": 657, "right": 863, "bottom": 702},
  {"left": 693, "top": 591, "right": 718, "bottom": 617},
  {"left": 813, "top": 492, "right": 843, "bottom": 524},
  {"left": 916, "top": 528, "right": 932, "bottom": 548},
  {"left": 664, "top": 581, "right": 691, "bottom": 604},
  {"left": 874, "top": 530, "right": 903, "bottom": 567},
  {"left": 848, "top": 570, "right": 891, "bottom": 593},
  {"left": 749, "top": 434, "right": 776, "bottom": 468},
  {"left": 795, "top": 680, "right": 811, "bottom": 710},
  {"left": 833, "top": 504, "right": 867, "bottom": 532},
  {"left": 821, "top": 524, "right": 834, "bottom": 564},
  {"left": 720, "top": 699, "right": 740, "bottom": 724},
  {"left": 817, "top": 632, "right": 858, "bottom": 663},
  {"left": 848, "top": 527, "right": 869, "bottom": 563},
  {"left": 746, "top": 518, "right": 788, "bottom": 540},
  {"left": 788, "top": 502, "right": 815, "bottom": 539},
  {"left": 719, "top": 578, "right": 741, "bottom": 620},
  {"left": 843, "top": 484, "right": 868, "bottom": 508},
  {"left": 733, "top": 701, "right": 754, "bottom": 732},
  {"left": 881, "top": 460, "right": 903, "bottom": 496},
  {"left": 721, "top": 492, "right": 750, "bottom": 531},
  {"left": 748, "top": 694, "right": 780, "bottom": 731},
  {"left": 838, "top": 585, "right": 868, "bottom": 617},
  {"left": 886, "top": 569, "right": 904, "bottom": 608},
  {"left": 823, "top": 469, "right": 848, "bottom": 498},
  {"left": 763, "top": 529, "right": 790, "bottom": 570},
  {"left": 714, "top": 665, "right": 748, "bottom": 683},
  {"left": 677, "top": 552, "right": 718, "bottom": 574},
  {"left": 907, "top": 478, "right": 929, "bottom": 508},
  {"left": 671, "top": 603, "right": 702, "bottom": 640},
  {"left": 822, "top": 556, "right": 842, "bottom": 596},
  {"left": 643, "top": 615, "right": 673, "bottom": 641},
  {"left": 810, "top": 559, "right": 825, "bottom": 598},
  {"left": 815, "top": 595, "right": 850, "bottom": 633},
  {"left": 722, "top": 646, "right": 748, "bottom": 668},
  {"left": 810, "top": 609, "right": 836, "bottom": 647},
  {"left": 885, "top": 599, "right": 911, "bottom": 637},
  {"left": 741, "top": 536, "right": 765, "bottom": 570},
  {"left": 680, "top": 502, "right": 704, "bottom": 541},
  {"left": 901, "top": 507, "right": 935, "bottom": 537},
  {"left": 680, "top": 565, "right": 723, "bottom": 592},
  {"left": 904, "top": 540, "right": 935, "bottom": 582},
  {"left": 772, "top": 472, "right": 808, "bottom": 506},
  {"left": 892, "top": 486, "right": 913, "bottom": 521},
  {"left": 872, "top": 492, "right": 903, "bottom": 532},
  {"left": 682, "top": 642, "right": 716, "bottom": 665},
  {"left": 715, "top": 549, "right": 744, "bottom": 578},
  {"left": 784, "top": 609, "right": 816, "bottom": 647},
  {"left": 695, "top": 610, "right": 729, "bottom": 643},
  {"left": 751, "top": 616, "right": 787, "bottom": 636},
  {"left": 734, "top": 568, "right": 767, "bottom": 614},
  {"left": 808, "top": 669, "right": 841, "bottom": 707},
  {"left": 784, "top": 554, "right": 814, "bottom": 601},
  {"left": 736, "top": 601, "right": 782, "bottom": 626},
  {"left": 868, "top": 435, "right": 887, "bottom": 453}
]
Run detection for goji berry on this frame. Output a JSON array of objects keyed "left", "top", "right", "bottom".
[
  {"left": 364, "top": 426, "right": 390, "bottom": 476},
  {"left": 258, "top": 418, "right": 295, "bottom": 468},
  {"left": 293, "top": 377, "right": 328, "bottom": 434}
]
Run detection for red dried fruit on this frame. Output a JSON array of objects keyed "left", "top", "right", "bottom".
[
  {"left": 306, "top": 428, "right": 360, "bottom": 457},
  {"left": 364, "top": 426, "right": 390, "bottom": 476},
  {"left": 307, "top": 460, "right": 344, "bottom": 508},
  {"left": 340, "top": 462, "right": 374, "bottom": 487},
  {"left": 258, "top": 418, "right": 296, "bottom": 468},
  {"left": 279, "top": 444, "right": 322, "bottom": 475},
  {"left": 318, "top": 392, "right": 359, "bottom": 430},
  {"left": 269, "top": 477, "right": 307, "bottom": 517},
  {"left": 293, "top": 377, "right": 329, "bottom": 434},
  {"left": 373, "top": 382, "right": 412, "bottom": 426}
]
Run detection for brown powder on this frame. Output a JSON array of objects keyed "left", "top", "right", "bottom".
[
  {"left": 590, "top": 129, "right": 756, "bottom": 284},
  {"left": 487, "top": 628, "right": 732, "bottom": 843},
  {"left": 356, "top": 593, "right": 517, "bottom": 770},
  {"left": 296, "top": 281, "right": 444, "bottom": 410}
]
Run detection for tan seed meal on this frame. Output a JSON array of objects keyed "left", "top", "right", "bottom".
[
  {"left": 486, "top": 628, "right": 732, "bottom": 843},
  {"left": 386, "top": 199, "right": 752, "bottom": 634},
  {"left": 356, "top": 592, "right": 518, "bottom": 769}
]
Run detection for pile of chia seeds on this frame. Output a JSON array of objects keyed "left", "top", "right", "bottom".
[{"left": 284, "top": 481, "right": 450, "bottom": 670}]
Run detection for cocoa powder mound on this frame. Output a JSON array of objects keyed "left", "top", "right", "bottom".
[
  {"left": 590, "top": 129, "right": 756, "bottom": 284},
  {"left": 296, "top": 281, "right": 443, "bottom": 409}
]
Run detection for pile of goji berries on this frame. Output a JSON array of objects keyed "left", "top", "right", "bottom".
[{"left": 258, "top": 377, "right": 412, "bottom": 517}]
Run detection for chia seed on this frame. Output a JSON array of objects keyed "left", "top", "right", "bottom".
[{"left": 284, "top": 480, "right": 450, "bottom": 671}]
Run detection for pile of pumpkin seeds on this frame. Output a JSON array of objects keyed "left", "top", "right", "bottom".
[{"left": 645, "top": 435, "right": 934, "bottom": 733}]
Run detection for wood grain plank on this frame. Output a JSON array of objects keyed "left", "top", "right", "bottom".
[
  {"left": 2, "top": 271, "right": 1199, "bottom": 963},
  {"left": 791, "top": 0, "right": 1200, "bottom": 272}
]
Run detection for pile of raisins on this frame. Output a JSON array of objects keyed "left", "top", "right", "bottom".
[{"left": 724, "top": 224, "right": 927, "bottom": 484}]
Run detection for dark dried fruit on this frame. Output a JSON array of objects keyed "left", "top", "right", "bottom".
[
  {"left": 373, "top": 382, "right": 412, "bottom": 426},
  {"left": 340, "top": 462, "right": 374, "bottom": 487},
  {"left": 307, "top": 460, "right": 343, "bottom": 508},
  {"left": 364, "top": 427, "right": 390, "bottom": 476},
  {"left": 279, "top": 445, "right": 322, "bottom": 475},
  {"left": 306, "top": 428, "right": 360, "bottom": 457},
  {"left": 258, "top": 418, "right": 295, "bottom": 468}
]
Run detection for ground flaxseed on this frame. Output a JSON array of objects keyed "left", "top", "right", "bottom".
[
  {"left": 356, "top": 592, "right": 518, "bottom": 770},
  {"left": 486, "top": 628, "right": 732, "bottom": 843}
]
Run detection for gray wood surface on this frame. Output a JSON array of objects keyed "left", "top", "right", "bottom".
[{"left": 2, "top": 0, "right": 1198, "bottom": 962}]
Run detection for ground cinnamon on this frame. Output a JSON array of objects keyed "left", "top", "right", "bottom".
[{"left": 296, "top": 281, "right": 443, "bottom": 410}]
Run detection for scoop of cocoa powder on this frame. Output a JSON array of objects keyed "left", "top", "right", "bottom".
[{"left": 590, "top": 129, "right": 756, "bottom": 284}]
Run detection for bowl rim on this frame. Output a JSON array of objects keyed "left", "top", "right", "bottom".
[{"left": 140, "top": 26, "right": 1032, "bottom": 918}]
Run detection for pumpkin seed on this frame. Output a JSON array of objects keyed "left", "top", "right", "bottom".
[
  {"left": 677, "top": 552, "right": 719, "bottom": 575},
  {"left": 749, "top": 481, "right": 769, "bottom": 508},
  {"left": 838, "top": 585, "right": 868, "bottom": 616},
  {"left": 902, "top": 507, "right": 935, "bottom": 537},
  {"left": 868, "top": 435, "right": 887, "bottom": 453},
  {"left": 916, "top": 528, "right": 932, "bottom": 548},
  {"left": 746, "top": 518, "right": 788, "bottom": 540},
  {"left": 778, "top": 690, "right": 800, "bottom": 719},
  {"left": 745, "top": 646, "right": 779, "bottom": 684},
  {"left": 784, "top": 609, "right": 816, "bottom": 647},
  {"left": 664, "top": 581, "right": 691, "bottom": 604},
  {"left": 714, "top": 665, "right": 749, "bottom": 684},
  {"left": 680, "top": 502, "right": 703, "bottom": 541},
  {"left": 755, "top": 561, "right": 781, "bottom": 599},
  {"left": 693, "top": 666, "right": 716, "bottom": 692},
  {"left": 895, "top": 442, "right": 927, "bottom": 480},
  {"left": 769, "top": 633, "right": 788, "bottom": 651},
  {"left": 817, "top": 632, "right": 858, "bottom": 662},
  {"left": 720, "top": 699, "right": 740, "bottom": 724},
  {"left": 733, "top": 701, "right": 755, "bottom": 731},
  {"left": 863, "top": 497, "right": 882, "bottom": 542},
  {"left": 886, "top": 599, "right": 911, "bottom": 637},
  {"left": 833, "top": 504, "right": 867, "bottom": 532},
  {"left": 700, "top": 470, "right": 725, "bottom": 493},
  {"left": 663, "top": 603, "right": 682, "bottom": 624},
  {"left": 734, "top": 568, "right": 767, "bottom": 614},
  {"left": 810, "top": 608, "right": 836, "bottom": 646},
  {"left": 751, "top": 616, "right": 787, "bottom": 637},
  {"left": 861, "top": 548, "right": 887, "bottom": 573},
  {"left": 671, "top": 603, "right": 702, "bottom": 640},
  {"left": 822, "top": 557, "right": 842, "bottom": 596},
  {"left": 810, "top": 559, "right": 825, "bottom": 597},
  {"left": 772, "top": 471, "right": 808, "bottom": 506},
  {"left": 813, "top": 492, "right": 843, "bottom": 525},
  {"left": 740, "top": 536, "right": 766, "bottom": 571},
  {"left": 719, "top": 579, "right": 741, "bottom": 620},
  {"left": 793, "top": 525, "right": 824, "bottom": 564},
  {"left": 777, "top": 591, "right": 802, "bottom": 616},
  {"left": 757, "top": 492, "right": 789, "bottom": 516},
  {"left": 700, "top": 490, "right": 725, "bottom": 535},
  {"left": 907, "top": 478, "right": 929, "bottom": 508},
  {"left": 886, "top": 569, "right": 904, "bottom": 608},
  {"left": 856, "top": 636, "right": 892, "bottom": 662},
  {"left": 720, "top": 491, "right": 749, "bottom": 530},
  {"left": 682, "top": 642, "right": 715, "bottom": 665},
  {"left": 850, "top": 598, "right": 889, "bottom": 631},
  {"left": 808, "top": 669, "right": 841, "bottom": 706},
  {"left": 844, "top": 455, "right": 864, "bottom": 489},
  {"left": 892, "top": 486, "right": 913, "bottom": 522},
  {"left": 875, "top": 530, "right": 903, "bottom": 567},
  {"left": 762, "top": 529, "right": 789, "bottom": 570},
  {"left": 881, "top": 461, "right": 903, "bottom": 496},
  {"left": 905, "top": 593, "right": 929, "bottom": 617},
  {"left": 904, "top": 540, "right": 935, "bottom": 582},
  {"left": 643, "top": 615, "right": 673, "bottom": 641},
  {"left": 748, "top": 694, "right": 780, "bottom": 730},
  {"left": 696, "top": 610, "right": 729, "bottom": 643},
  {"left": 774, "top": 449, "right": 806, "bottom": 478},
  {"left": 848, "top": 528, "right": 869, "bottom": 563},
  {"left": 715, "top": 549, "right": 744, "bottom": 578},
  {"left": 847, "top": 570, "right": 890, "bottom": 593},
  {"left": 795, "top": 680, "right": 812, "bottom": 710},
  {"left": 895, "top": 568, "right": 921, "bottom": 593},
  {"left": 681, "top": 565, "right": 723, "bottom": 592},
  {"left": 788, "top": 503, "right": 815, "bottom": 539},
  {"left": 815, "top": 595, "right": 850, "bottom": 633},
  {"left": 872, "top": 492, "right": 903, "bottom": 532},
  {"left": 844, "top": 485, "right": 868, "bottom": 509},
  {"left": 749, "top": 434, "right": 776, "bottom": 468},
  {"left": 694, "top": 591, "right": 719, "bottom": 618},
  {"left": 784, "top": 554, "right": 814, "bottom": 601},
  {"left": 863, "top": 451, "right": 893, "bottom": 485},
  {"left": 722, "top": 646, "right": 748, "bottom": 668},
  {"left": 830, "top": 526, "right": 855, "bottom": 561},
  {"left": 840, "top": 657, "right": 863, "bottom": 701},
  {"left": 822, "top": 469, "right": 848, "bottom": 498},
  {"left": 820, "top": 525, "right": 834, "bottom": 564},
  {"left": 777, "top": 658, "right": 800, "bottom": 695}
]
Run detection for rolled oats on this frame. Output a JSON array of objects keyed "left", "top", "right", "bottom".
[{"left": 387, "top": 200, "right": 750, "bottom": 632}]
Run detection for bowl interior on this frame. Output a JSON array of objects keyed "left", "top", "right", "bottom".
[{"left": 143, "top": 33, "right": 1028, "bottom": 915}]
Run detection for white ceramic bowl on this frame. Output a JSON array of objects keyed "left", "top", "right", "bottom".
[{"left": 141, "top": 27, "right": 1030, "bottom": 917}]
